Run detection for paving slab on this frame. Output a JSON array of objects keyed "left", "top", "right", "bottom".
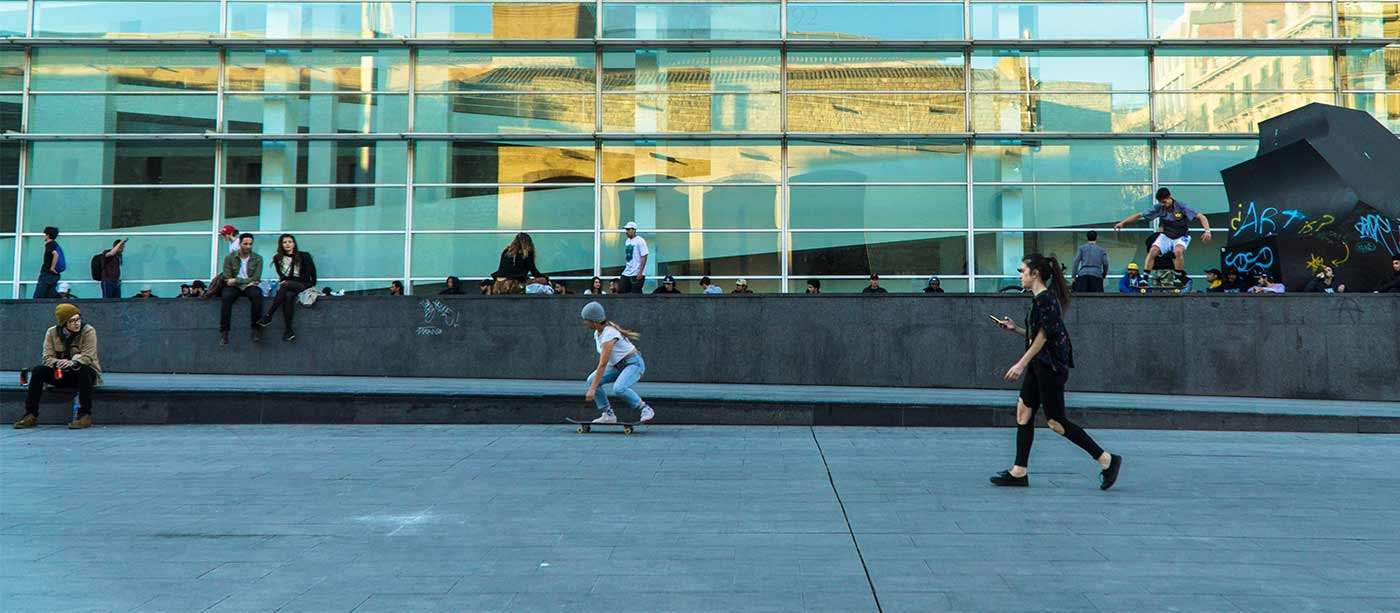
[{"left": 2, "top": 425, "right": 1398, "bottom": 612}]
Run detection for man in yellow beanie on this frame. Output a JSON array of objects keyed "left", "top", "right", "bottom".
[{"left": 14, "top": 303, "right": 102, "bottom": 430}]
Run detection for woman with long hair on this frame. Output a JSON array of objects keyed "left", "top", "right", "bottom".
[
  {"left": 258, "top": 233, "right": 317, "bottom": 342},
  {"left": 584, "top": 276, "right": 606, "bottom": 295},
  {"left": 580, "top": 301, "right": 654, "bottom": 424},
  {"left": 491, "top": 233, "right": 542, "bottom": 294},
  {"left": 440, "top": 276, "right": 463, "bottom": 295},
  {"left": 990, "top": 253, "right": 1121, "bottom": 490}
]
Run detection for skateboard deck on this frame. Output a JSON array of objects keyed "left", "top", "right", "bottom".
[{"left": 566, "top": 418, "right": 644, "bottom": 434}]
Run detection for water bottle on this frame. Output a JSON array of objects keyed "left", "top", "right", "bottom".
[{"left": 71, "top": 393, "right": 80, "bottom": 422}]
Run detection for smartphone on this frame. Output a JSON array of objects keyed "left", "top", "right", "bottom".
[{"left": 988, "top": 314, "right": 1005, "bottom": 325}]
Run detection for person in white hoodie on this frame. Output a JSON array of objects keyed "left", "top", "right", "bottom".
[{"left": 580, "top": 301, "right": 654, "bottom": 424}]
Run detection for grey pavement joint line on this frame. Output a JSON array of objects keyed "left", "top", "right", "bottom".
[{"left": 810, "top": 426, "right": 883, "bottom": 613}]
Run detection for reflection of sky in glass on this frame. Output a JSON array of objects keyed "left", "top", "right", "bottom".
[
  {"left": 972, "top": 3, "right": 1148, "bottom": 39},
  {"left": 786, "top": 3, "right": 964, "bottom": 39},
  {"left": 972, "top": 52, "right": 1149, "bottom": 91}
]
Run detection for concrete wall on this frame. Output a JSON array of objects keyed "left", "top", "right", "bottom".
[{"left": 2, "top": 294, "right": 1396, "bottom": 402}]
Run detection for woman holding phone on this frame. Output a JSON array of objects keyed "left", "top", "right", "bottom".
[{"left": 989, "top": 253, "right": 1122, "bottom": 490}]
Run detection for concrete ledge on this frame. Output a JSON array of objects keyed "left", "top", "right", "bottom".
[{"left": 4, "top": 373, "right": 1397, "bottom": 433}]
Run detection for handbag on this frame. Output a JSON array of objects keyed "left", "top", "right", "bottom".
[{"left": 297, "top": 287, "right": 320, "bottom": 307}]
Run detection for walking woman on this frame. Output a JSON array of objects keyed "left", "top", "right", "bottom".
[
  {"left": 990, "top": 254, "right": 1122, "bottom": 490},
  {"left": 491, "top": 232, "right": 542, "bottom": 294},
  {"left": 14, "top": 303, "right": 101, "bottom": 430},
  {"left": 258, "top": 233, "right": 317, "bottom": 342},
  {"left": 580, "top": 301, "right": 654, "bottom": 424}
]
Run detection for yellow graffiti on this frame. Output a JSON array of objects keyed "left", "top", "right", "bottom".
[
  {"left": 1305, "top": 254, "right": 1326, "bottom": 272},
  {"left": 1331, "top": 242, "right": 1350, "bottom": 266},
  {"left": 1229, "top": 204, "right": 1243, "bottom": 231},
  {"left": 1299, "top": 214, "right": 1336, "bottom": 236}
]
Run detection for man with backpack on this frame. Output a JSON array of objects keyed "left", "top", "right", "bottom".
[
  {"left": 91, "top": 238, "right": 127, "bottom": 298},
  {"left": 34, "top": 226, "right": 65, "bottom": 299}
]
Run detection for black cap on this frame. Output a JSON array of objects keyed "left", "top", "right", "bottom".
[
  {"left": 663, "top": 275, "right": 675, "bottom": 284},
  {"left": 1204, "top": 268, "right": 1222, "bottom": 276}
]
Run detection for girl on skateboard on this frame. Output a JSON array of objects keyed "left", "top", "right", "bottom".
[
  {"left": 581, "top": 301, "right": 654, "bottom": 424},
  {"left": 989, "top": 254, "right": 1122, "bottom": 490}
]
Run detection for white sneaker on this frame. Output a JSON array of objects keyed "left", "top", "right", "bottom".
[
  {"left": 592, "top": 411, "right": 617, "bottom": 424},
  {"left": 638, "top": 405, "right": 655, "bottom": 422}
]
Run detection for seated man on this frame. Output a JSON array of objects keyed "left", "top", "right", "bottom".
[
  {"left": 1118, "top": 263, "right": 1144, "bottom": 293},
  {"left": 524, "top": 275, "right": 555, "bottom": 294},
  {"left": 1115, "top": 188, "right": 1214, "bottom": 287},
  {"left": 14, "top": 303, "right": 102, "bottom": 430},
  {"left": 1249, "top": 273, "right": 1286, "bottom": 293},
  {"left": 652, "top": 275, "right": 682, "bottom": 294}
]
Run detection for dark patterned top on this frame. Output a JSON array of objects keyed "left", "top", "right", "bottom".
[{"left": 1024, "top": 290, "right": 1074, "bottom": 372}]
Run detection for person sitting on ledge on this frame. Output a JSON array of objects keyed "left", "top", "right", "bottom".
[
  {"left": 862, "top": 274, "right": 888, "bottom": 293},
  {"left": 806, "top": 279, "right": 822, "bottom": 294},
  {"left": 1304, "top": 266, "right": 1346, "bottom": 294},
  {"left": 1376, "top": 257, "right": 1400, "bottom": 293},
  {"left": 1117, "top": 263, "right": 1143, "bottom": 293},
  {"left": 652, "top": 275, "right": 682, "bottom": 294},
  {"left": 14, "top": 303, "right": 102, "bottom": 430},
  {"left": 525, "top": 275, "right": 555, "bottom": 295},
  {"left": 924, "top": 276, "right": 945, "bottom": 293},
  {"left": 732, "top": 279, "right": 753, "bottom": 294},
  {"left": 1248, "top": 273, "right": 1286, "bottom": 294}
]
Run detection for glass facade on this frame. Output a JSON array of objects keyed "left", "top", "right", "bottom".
[{"left": 3, "top": 2, "right": 1398, "bottom": 296}]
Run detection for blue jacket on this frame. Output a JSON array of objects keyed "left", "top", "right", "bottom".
[{"left": 1118, "top": 273, "right": 1141, "bottom": 293}]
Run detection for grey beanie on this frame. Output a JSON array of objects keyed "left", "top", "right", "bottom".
[{"left": 580, "top": 301, "right": 606, "bottom": 322}]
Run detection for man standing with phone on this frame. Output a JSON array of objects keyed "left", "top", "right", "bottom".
[
  {"left": 619, "top": 221, "right": 648, "bottom": 294},
  {"left": 100, "top": 238, "right": 127, "bottom": 299}
]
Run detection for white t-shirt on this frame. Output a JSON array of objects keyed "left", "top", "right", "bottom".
[
  {"left": 595, "top": 325, "right": 636, "bottom": 367},
  {"left": 622, "top": 236, "right": 649, "bottom": 277},
  {"left": 227, "top": 239, "right": 240, "bottom": 254},
  {"left": 238, "top": 256, "right": 251, "bottom": 278}
]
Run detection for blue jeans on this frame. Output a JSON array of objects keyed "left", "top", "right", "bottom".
[
  {"left": 587, "top": 353, "right": 646, "bottom": 411},
  {"left": 33, "top": 272, "right": 60, "bottom": 299},
  {"left": 101, "top": 280, "right": 122, "bottom": 299}
]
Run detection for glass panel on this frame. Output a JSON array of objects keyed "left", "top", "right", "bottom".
[
  {"left": 0, "top": 237, "right": 12, "bottom": 281},
  {"left": 1153, "top": 49, "right": 1335, "bottom": 92},
  {"left": 225, "top": 94, "right": 409, "bottom": 134},
  {"left": 602, "top": 49, "right": 780, "bottom": 92},
  {"left": 412, "top": 185, "right": 594, "bottom": 230},
  {"left": 0, "top": 50, "right": 26, "bottom": 92},
  {"left": 415, "top": 93, "right": 595, "bottom": 133},
  {"left": 1343, "top": 92, "right": 1400, "bottom": 131},
  {"left": 972, "top": 140, "right": 1150, "bottom": 183},
  {"left": 787, "top": 94, "right": 964, "bottom": 133},
  {"left": 788, "top": 139, "right": 965, "bottom": 183},
  {"left": 970, "top": 50, "right": 1148, "bottom": 92},
  {"left": 34, "top": 1, "right": 220, "bottom": 38},
  {"left": 1154, "top": 92, "right": 1335, "bottom": 132},
  {"left": 0, "top": 188, "right": 15, "bottom": 232},
  {"left": 788, "top": 51, "right": 964, "bottom": 92},
  {"left": 226, "top": 49, "right": 410, "bottom": 92},
  {"left": 23, "top": 188, "right": 212, "bottom": 232},
  {"left": 1156, "top": 184, "right": 1230, "bottom": 218},
  {"left": 600, "top": 140, "right": 780, "bottom": 183},
  {"left": 223, "top": 187, "right": 407, "bottom": 231},
  {"left": 321, "top": 280, "right": 408, "bottom": 293},
  {"left": 790, "top": 185, "right": 967, "bottom": 229},
  {"left": 413, "top": 232, "right": 593, "bottom": 277},
  {"left": 21, "top": 234, "right": 212, "bottom": 282},
  {"left": 225, "top": 141, "right": 409, "bottom": 185},
  {"left": 227, "top": 2, "right": 410, "bottom": 38},
  {"left": 414, "top": 141, "right": 596, "bottom": 184},
  {"left": 1156, "top": 140, "right": 1257, "bottom": 183},
  {"left": 1342, "top": 46, "right": 1400, "bottom": 90},
  {"left": 27, "top": 94, "right": 217, "bottom": 135},
  {"left": 972, "top": 185, "right": 1152, "bottom": 229},
  {"left": 28, "top": 141, "right": 217, "bottom": 186},
  {"left": 246, "top": 232, "right": 404, "bottom": 279},
  {"left": 1154, "top": 3, "right": 1332, "bottom": 39},
  {"left": 602, "top": 185, "right": 780, "bottom": 230},
  {"left": 418, "top": 50, "right": 595, "bottom": 93},
  {"left": 970, "top": 3, "right": 1148, "bottom": 40},
  {"left": 0, "top": 143, "right": 18, "bottom": 185},
  {"left": 786, "top": 3, "right": 964, "bottom": 40},
  {"left": 789, "top": 277, "right": 970, "bottom": 294},
  {"left": 1339, "top": 2, "right": 1400, "bottom": 38},
  {"left": 602, "top": 93, "right": 781, "bottom": 132},
  {"left": 601, "top": 3, "right": 781, "bottom": 39},
  {"left": 971, "top": 93, "right": 1150, "bottom": 133},
  {"left": 30, "top": 49, "right": 218, "bottom": 92},
  {"left": 974, "top": 230, "right": 1217, "bottom": 276},
  {"left": 790, "top": 231, "right": 966, "bottom": 275},
  {"left": 415, "top": 3, "right": 597, "bottom": 39},
  {"left": 601, "top": 231, "right": 780, "bottom": 276},
  {"left": 0, "top": 1, "right": 24, "bottom": 37},
  {"left": 0, "top": 95, "right": 16, "bottom": 133}
]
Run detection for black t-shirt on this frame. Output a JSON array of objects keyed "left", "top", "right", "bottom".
[
  {"left": 923, "top": 287, "right": 944, "bottom": 293},
  {"left": 1025, "top": 290, "right": 1074, "bottom": 371},
  {"left": 40, "top": 242, "right": 57, "bottom": 275},
  {"left": 862, "top": 286, "right": 888, "bottom": 293},
  {"left": 652, "top": 286, "right": 682, "bottom": 294}
]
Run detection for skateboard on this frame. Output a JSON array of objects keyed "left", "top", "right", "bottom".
[{"left": 566, "top": 418, "right": 643, "bottom": 435}]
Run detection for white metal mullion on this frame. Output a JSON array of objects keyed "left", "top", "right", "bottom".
[
  {"left": 405, "top": 45, "right": 417, "bottom": 294},
  {"left": 593, "top": 44, "right": 602, "bottom": 278},
  {"left": 12, "top": 44, "right": 32, "bottom": 298},
  {"left": 964, "top": 138, "right": 975, "bottom": 292},
  {"left": 779, "top": 134, "right": 789, "bottom": 292},
  {"left": 212, "top": 45, "right": 227, "bottom": 283}
]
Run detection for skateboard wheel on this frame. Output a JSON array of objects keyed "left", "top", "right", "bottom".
[
  {"left": 578, "top": 425, "right": 588, "bottom": 434},
  {"left": 623, "top": 426, "right": 633, "bottom": 435}
]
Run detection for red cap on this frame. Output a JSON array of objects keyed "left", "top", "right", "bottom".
[{"left": 221, "top": 225, "right": 238, "bottom": 236}]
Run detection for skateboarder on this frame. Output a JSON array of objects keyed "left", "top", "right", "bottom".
[
  {"left": 1113, "top": 188, "right": 1213, "bottom": 287},
  {"left": 988, "top": 254, "right": 1122, "bottom": 490},
  {"left": 580, "top": 301, "right": 654, "bottom": 424}
]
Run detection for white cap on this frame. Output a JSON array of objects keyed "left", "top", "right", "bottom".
[
  {"left": 57, "top": 282, "right": 71, "bottom": 292},
  {"left": 624, "top": 221, "right": 638, "bottom": 230}
]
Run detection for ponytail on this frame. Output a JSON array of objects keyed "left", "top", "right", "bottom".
[
  {"left": 1024, "top": 253, "right": 1072, "bottom": 310},
  {"left": 605, "top": 320, "right": 640, "bottom": 341}
]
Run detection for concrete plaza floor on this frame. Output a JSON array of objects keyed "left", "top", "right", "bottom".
[{"left": 2, "top": 425, "right": 1398, "bottom": 612}]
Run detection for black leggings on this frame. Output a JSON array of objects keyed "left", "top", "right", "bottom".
[
  {"left": 265, "top": 280, "right": 307, "bottom": 328},
  {"left": 1015, "top": 362, "right": 1104, "bottom": 468}
]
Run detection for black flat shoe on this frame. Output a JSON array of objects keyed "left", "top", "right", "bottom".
[
  {"left": 990, "top": 470, "right": 1028, "bottom": 487},
  {"left": 1100, "top": 455, "right": 1123, "bottom": 491}
]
